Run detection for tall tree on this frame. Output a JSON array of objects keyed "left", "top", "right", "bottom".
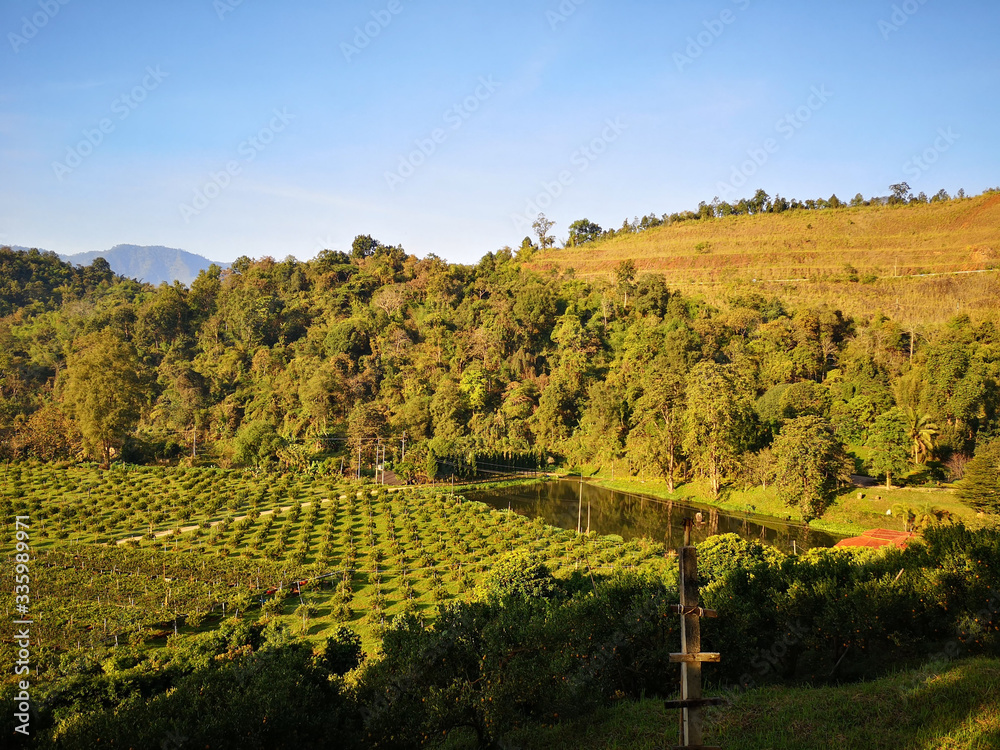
[
  {"left": 630, "top": 365, "right": 686, "bottom": 492},
  {"left": 62, "top": 332, "right": 146, "bottom": 467},
  {"left": 957, "top": 439, "right": 1000, "bottom": 513},
  {"left": 772, "top": 416, "right": 853, "bottom": 521},
  {"left": 682, "top": 362, "right": 757, "bottom": 499},
  {"left": 531, "top": 214, "right": 556, "bottom": 250},
  {"left": 889, "top": 182, "right": 911, "bottom": 203},
  {"left": 615, "top": 260, "right": 637, "bottom": 311},
  {"left": 567, "top": 219, "right": 603, "bottom": 245},
  {"left": 905, "top": 407, "right": 938, "bottom": 466},
  {"left": 866, "top": 408, "right": 910, "bottom": 488}
]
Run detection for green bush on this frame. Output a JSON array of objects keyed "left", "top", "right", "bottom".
[
  {"left": 474, "top": 551, "right": 559, "bottom": 603},
  {"left": 355, "top": 571, "right": 677, "bottom": 748},
  {"left": 700, "top": 526, "right": 1000, "bottom": 686}
]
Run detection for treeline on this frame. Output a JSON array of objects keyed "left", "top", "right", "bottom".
[
  {"left": 0, "top": 247, "right": 129, "bottom": 317},
  {"left": 558, "top": 184, "right": 999, "bottom": 248},
  {"left": 0, "top": 225, "right": 998, "bottom": 513}
]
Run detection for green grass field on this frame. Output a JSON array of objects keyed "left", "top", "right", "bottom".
[{"left": 486, "top": 656, "right": 1000, "bottom": 750}]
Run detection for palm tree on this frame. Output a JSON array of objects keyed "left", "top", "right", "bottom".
[{"left": 905, "top": 408, "right": 938, "bottom": 466}]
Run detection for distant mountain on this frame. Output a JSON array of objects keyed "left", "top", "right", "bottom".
[{"left": 56, "top": 245, "right": 229, "bottom": 286}]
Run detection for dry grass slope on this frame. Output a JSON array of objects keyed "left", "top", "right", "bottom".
[
  {"left": 529, "top": 195, "right": 1000, "bottom": 324},
  {"left": 532, "top": 195, "right": 1000, "bottom": 280}
]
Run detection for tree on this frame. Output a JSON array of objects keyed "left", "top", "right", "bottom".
[
  {"left": 567, "top": 218, "right": 603, "bottom": 245},
  {"left": 515, "top": 237, "right": 537, "bottom": 263},
  {"left": 62, "top": 332, "right": 146, "bottom": 467},
  {"left": 347, "top": 402, "right": 390, "bottom": 473},
  {"left": 772, "top": 416, "right": 853, "bottom": 521},
  {"left": 866, "top": 408, "right": 910, "bottom": 488},
  {"left": 351, "top": 234, "right": 382, "bottom": 260},
  {"left": 889, "top": 182, "right": 911, "bottom": 203},
  {"left": 615, "top": 259, "right": 637, "bottom": 311},
  {"left": 750, "top": 188, "right": 771, "bottom": 214},
  {"left": 531, "top": 214, "right": 556, "bottom": 250},
  {"left": 232, "top": 420, "right": 285, "bottom": 469},
  {"left": 905, "top": 407, "right": 938, "bottom": 466},
  {"left": 683, "top": 363, "right": 757, "bottom": 499},
  {"left": 630, "top": 366, "right": 685, "bottom": 492},
  {"left": 320, "top": 626, "right": 364, "bottom": 675},
  {"left": 956, "top": 439, "right": 1000, "bottom": 512},
  {"left": 153, "top": 361, "right": 207, "bottom": 458}
]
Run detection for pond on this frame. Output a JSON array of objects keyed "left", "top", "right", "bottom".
[{"left": 463, "top": 479, "right": 841, "bottom": 553}]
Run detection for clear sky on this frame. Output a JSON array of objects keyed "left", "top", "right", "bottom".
[{"left": 2, "top": 0, "right": 998, "bottom": 265}]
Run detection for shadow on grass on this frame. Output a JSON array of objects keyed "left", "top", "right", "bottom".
[
  {"left": 489, "top": 657, "right": 1000, "bottom": 750},
  {"left": 709, "top": 656, "right": 1000, "bottom": 749}
]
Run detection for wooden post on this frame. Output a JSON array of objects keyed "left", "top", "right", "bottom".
[
  {"left": 666, "top": 517, "right": 724, "bottom": 749},
  {"left": 577, "top": 475, "right": 583, "bottom": 534},
  {"left": 680, "top": 536, "right": 703, "bottom": 745}
]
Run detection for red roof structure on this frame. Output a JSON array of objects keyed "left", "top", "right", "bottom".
[{"left": 834, "top": 528, "right": 916, "bottom": 550}]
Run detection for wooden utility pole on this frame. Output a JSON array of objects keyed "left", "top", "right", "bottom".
[
  {"left": 666, "top": 518, "right": 725, "bottom": 749},
  {"left": 577, "top": 475, "right": 583, "bottom": 534}
]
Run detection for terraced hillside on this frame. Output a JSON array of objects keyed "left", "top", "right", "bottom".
[
  {"left": 532, "top": 194, "right": 1000, "bottom": 281},
  {"left": 530, "top": 194, "right": 1000, "bottom": 324}
]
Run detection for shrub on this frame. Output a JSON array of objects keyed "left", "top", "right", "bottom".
[{"left": 474, "top": 551, "right": 559, "bottom": 604}]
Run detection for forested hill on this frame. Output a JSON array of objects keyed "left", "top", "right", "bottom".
[
  {"left": 1, "top": 200, "right": 998, "bottom": 516},
  {"left": 0, "top": 246, "right": 136, "bottom": 316}
]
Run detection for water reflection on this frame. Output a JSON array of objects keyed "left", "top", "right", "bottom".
[{"left": 464, "top": 479, "right": 840, "bottom": 552}]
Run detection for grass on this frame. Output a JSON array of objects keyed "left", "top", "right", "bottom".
[
  {"left": 530, "top": 195, "right": 1000, "bottom": 325},
  {"left": 488, "top": 657, "right": 1000, "bottom": 750}
]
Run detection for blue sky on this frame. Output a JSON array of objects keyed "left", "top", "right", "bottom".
[{"left": 1, "top": 0, "right": 997, "bottom": 265}]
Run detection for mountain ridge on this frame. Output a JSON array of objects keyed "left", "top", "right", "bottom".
[
  {"left": 7, "top": 243, "right": 228, "bottom": 286},
  {"left": 58, "top": 244, "right": 229, "bottom": 286}
]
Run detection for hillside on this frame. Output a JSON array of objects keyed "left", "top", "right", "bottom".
[
  {"left": 533, "top": 194, "right": 1000, "bottom": 280},
  {"left": 530, "top": 194, "right": 1000, "bottom": 323},
  {"left": 59, "top": 244, "right": 228, "bottom": 286}
]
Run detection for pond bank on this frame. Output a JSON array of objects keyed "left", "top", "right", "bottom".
[
  {"left": 463, "top": 478, "right": 840, "bottom": 552},
  {"left": 581, "top": 475, "right": 981, "bottom": 537}
]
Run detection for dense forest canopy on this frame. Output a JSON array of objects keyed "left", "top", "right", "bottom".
[{"left": 2, "top": 193, "right": 998, "bottom": 513}]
